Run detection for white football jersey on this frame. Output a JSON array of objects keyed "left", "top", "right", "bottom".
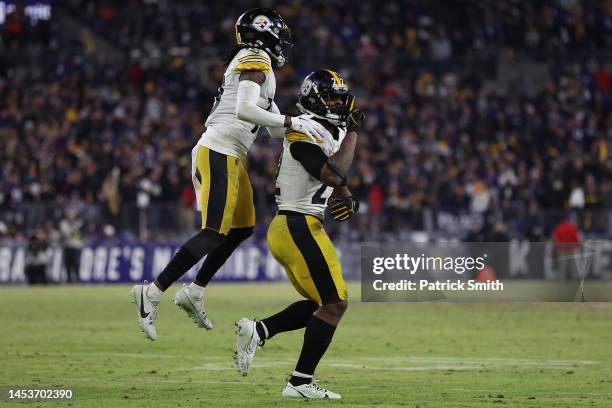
[
  {"left": 276, "top": 120, "right": 346, "bottom": 219},
  {"left": 198, "top": 48, "right": 276, "bottom": 159}
]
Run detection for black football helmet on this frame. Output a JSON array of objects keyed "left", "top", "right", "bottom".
[
  {"left": 296, "top": 69, "right": 355, "bottom": 127},
  {"left": 235, "top": 8, "right": 292, "bottom": 67}
]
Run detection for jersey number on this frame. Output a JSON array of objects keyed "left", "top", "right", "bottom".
[
  {"left": 311, "top": 185, "right": 330, "bottom": 205},
  {"left": 274, "top": 185, "right": 330, "bottom": 205}
]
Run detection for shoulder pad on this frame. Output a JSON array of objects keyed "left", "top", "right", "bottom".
[
  {"left": 234, "top": 48, "right": 272, "bottom": 73},
  {"left": 285, "top": 130, "right": 322, "bottom": 145}
]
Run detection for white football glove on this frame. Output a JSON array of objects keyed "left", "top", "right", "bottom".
[{"left": 288, "top": 114, "right": 326, "bottom": 143}]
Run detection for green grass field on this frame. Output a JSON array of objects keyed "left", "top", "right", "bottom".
[{"left": 1, "top": 283, "right": 611, "bottom": 407}]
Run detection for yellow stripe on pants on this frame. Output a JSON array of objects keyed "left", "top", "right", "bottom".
[
  {"left": 266, "top": 214, "right": 347, "bottom": 305},
  {"left": 196, "top": 146, "right": 212, "bottom": 229}
]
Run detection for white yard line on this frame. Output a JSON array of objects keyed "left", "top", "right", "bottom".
[
  {"left": 327, "top": 363, "right": 484, "bottom": 372},
  {"left": 359, "top": 356, "right": 598, "bottom": 366},
  {"left": 158, "top": 379, "right": 277, "bottom": 386},
  {"left": 13, "top": 351, "right": 599, "bottom": 370},
  {"left": 174, "top": 356, "right": 598, "bottom": 373},
  {"left": 175, "top": 361, "right": 295, "bottom": 371},
  {"left": 10, "top": 351, "right": 229, "bottom": 360}
]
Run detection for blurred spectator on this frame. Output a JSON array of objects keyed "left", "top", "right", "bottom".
[
  {"left": 178, "top": 181, "right": 197, "bottom": 233},
  {"left": 552, "top": 215, "right": 581, "bottom": 280},
  {"left": 486, "top": 221, "right": 509, "bottom": 242},
  {"left": 60, "top": 209, "right": 83, "bottom": 283},
  {"left": 430, "top": 29, "right": 452, "bottom": 61},
  {"left": 25, "top": 229, "right": 49, "bottom": 285}
]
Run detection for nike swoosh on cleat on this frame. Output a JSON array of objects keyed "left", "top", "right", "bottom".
[
  {"left": 140, "top": 288, "right": 150, "bottom": 318},
  {"left": 184, "top": 293, "right": 206, "bottom": 321},
  {"left": 292, "top": 386, "right": 307, "bottom": 398},
  {"left": 245, "top": 332, "right": 256, "bottom": 353}
]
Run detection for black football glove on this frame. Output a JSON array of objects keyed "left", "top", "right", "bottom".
[
  {"left": 345, "top": 95, "right": 365, "bottom": 132},
  {"left": 328, "top": 196, "right": 360, "bottom": 222},
  {"left": 347, "top": 108, "right": 365, "bottom": 132}
]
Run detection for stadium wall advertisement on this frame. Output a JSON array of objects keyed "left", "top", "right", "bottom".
[
  {"left": 1, "top": 240, "right": 611, "bottom": 284},
  {"left": 0, "top": 241, "right": 292, "bottom": 284}
]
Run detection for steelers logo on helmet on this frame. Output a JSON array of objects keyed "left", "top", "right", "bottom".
[
  {"left": 253, "top": 15, "right": 272, "bottom": 32},
  {"left": 300, "top": 79, "right": 314, "bottom": 96},
  {"left": 235, "top": 9, "right": 293, "bottom": 67}
]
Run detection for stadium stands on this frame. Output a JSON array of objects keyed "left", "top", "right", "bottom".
[{"left": 1, "top": 0, "right": 611, "bottom": 241}]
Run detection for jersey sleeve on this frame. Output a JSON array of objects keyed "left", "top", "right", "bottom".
[
  {"left": 234, "top": 48, "right": 272, "bottom": 73},
  {"left": 289, "top": 141, "right": 328, "bottom": 180},
  {"left": 285, "top": 129, "right": 325, "bottom": 145},
  {"left": 286, "top": 130, "right": 313, "bottom": 143}
]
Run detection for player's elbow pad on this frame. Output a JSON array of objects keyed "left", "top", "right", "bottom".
[{"left": 236, "top": 80, "right": 285, "bottom": 127}]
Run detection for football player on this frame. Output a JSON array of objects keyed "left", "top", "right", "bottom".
[
  {"left": 234, "top": 70, "right": 365, "bottom": 399},
  {"left": 130, "top": 8, "right": 327, "bottom": 341}
]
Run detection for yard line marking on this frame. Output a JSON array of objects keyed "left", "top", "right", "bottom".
[
  {"left": 328, "top": 363, "right": 483, "bottom": 372},
  {"left": 10, "top": 351, "right": 229, "bottom": 360},
  {"left": 175, "top": 356, "right": 598, "bottom": 373},
  {"left": 159, "top": 379, "right": 278, "bottom": 386},
  {"left": 358, "top": 356, "right": 598, "bottom": 366},
  {"left": 176, "top": 360, "right": 295, "bottom": 371},
  {"left": 446, "top": 388, "right": 612, "bottom": 397},
  {"left": 26, "top": 352, "right": 598, "bottom": 370}
]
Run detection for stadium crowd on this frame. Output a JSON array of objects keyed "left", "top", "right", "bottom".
[
  {"left": 62, "top": 0, "right": 612, "bottom": 63},
  {"left": 1, "top": 0, "right": 612, "bottom": 242}
]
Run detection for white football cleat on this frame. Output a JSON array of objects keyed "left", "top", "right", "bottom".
[
  {"left": 130, "top": 282, "right": 159, "bottom": 341},
  {"left": 282, "top": 381, "right": 341, "bottom": 399},
  {"left": 234, "top": 317, "right": 263, "bottom": 376},
  {"left": 173, "top": 285, "right": 213, "bottom": 330}
]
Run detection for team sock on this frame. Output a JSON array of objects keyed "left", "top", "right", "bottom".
[
  {"left": 155, "top": 229, "right": 224, "bottom": 290},
  {"left": 255, "top": 321, "right": 269, "bottom": 339},
  {"left": 290, "top": 315, "right": 336, "bottom": 384},
  {"left": 188, "top": 282, "right": 204, "bottom": 297},
  {"left": 256, "top": 300, "right": 318, "bottom": 340},
  {"left": 195, "top": 227, "right": 253, "bottom": 286},
  {"left": 146, "top": 282, "right": 162, "bottom": 302},
  {"left": 155, "top": 247, "right": 200, "bottom": 290},
  {"left": 289, "top": 370, "right": 313, "bottom": 387}
]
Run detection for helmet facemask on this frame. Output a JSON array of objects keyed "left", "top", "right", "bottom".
[
  {"left": 267, "top": 24, "right": 292, "bottom": 67},
  {"left": 319, "top": 90, "right": 351, "bottom": 126}
]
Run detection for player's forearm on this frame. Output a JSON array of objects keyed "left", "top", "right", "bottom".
[
  {"left": 236, "top": 80, "right": 290, "bottom": 128},
  {"left": 266, "top": 102, "right": 287, "bottom": 138},
  {"left": 329, "top": 131, "right": 357, "bottom": 174},
  {"left": 332, "top": 186, "right": 352, "bottom": 197},
  {"left": 321, "top": 131, "right": 357, "bottom": 187}
]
